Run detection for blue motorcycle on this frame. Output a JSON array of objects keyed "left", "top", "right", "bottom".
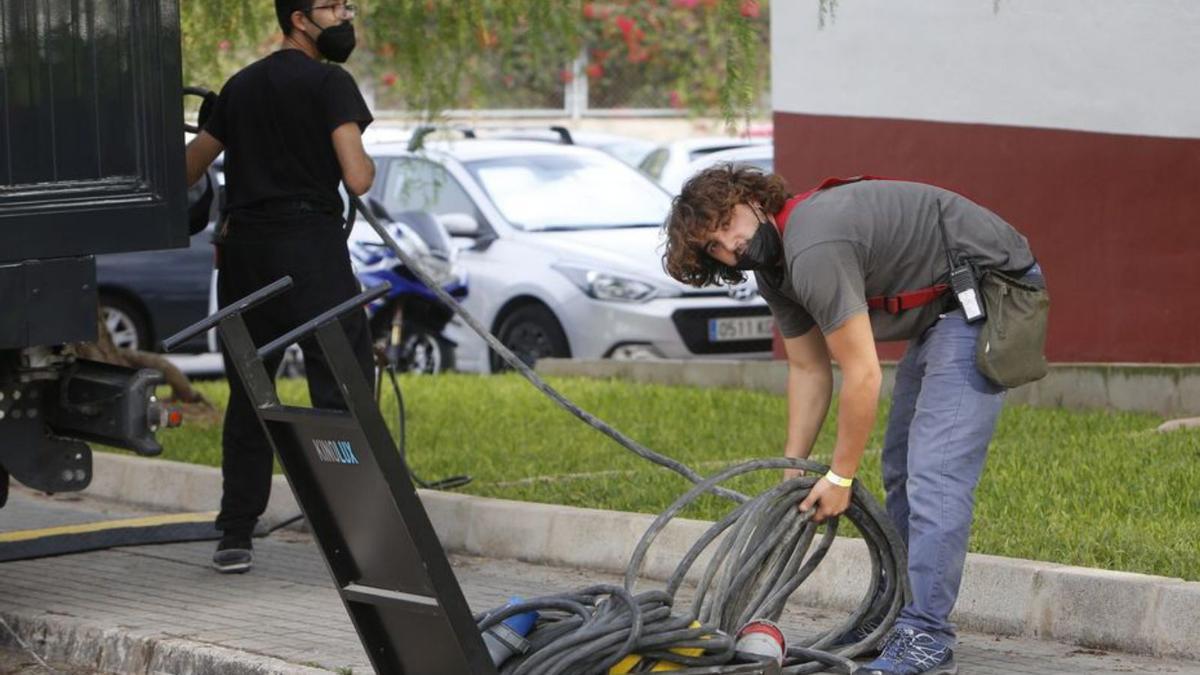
[{"left": 348, "top": 206, "right": 468, "bottom": 374}]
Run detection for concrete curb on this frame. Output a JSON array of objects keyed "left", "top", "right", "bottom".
[
  {"left": 0, "top": 611, "right": 329, "bottom": 675},
  {"left": 535, "top": 358, "right": 1200, "bottom": 417},
  {"left": 80, "top": 453, "right": 1200, "bottom": 662},
  {"left": 86, "top": 453, "right": 302, "bottom": 528}
]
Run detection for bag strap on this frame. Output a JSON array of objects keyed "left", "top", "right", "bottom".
[
  {"left": 773, "top": 175, "right": 886, "bottom": 236},
  {"left": 867, "top": 284, "right": 950, "bottom": 315},
  {"left": 777, "top": 175, "right": 949, "bottom": 316}
]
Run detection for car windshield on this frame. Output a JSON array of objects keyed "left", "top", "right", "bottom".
[
  {"left": 595, "top": 140, "right": 656, "bottom": 167},
  {"left": 465, "top": 154, "right": 671, "bottom": 231}
]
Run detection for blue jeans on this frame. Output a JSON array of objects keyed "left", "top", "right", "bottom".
[{"left": 881, "top": 264, "right": 1043, "bottom": 645}]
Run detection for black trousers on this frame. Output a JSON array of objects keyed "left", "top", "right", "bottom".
[{"left": 214, "top": 219, "right": 373, "bottom": 538}]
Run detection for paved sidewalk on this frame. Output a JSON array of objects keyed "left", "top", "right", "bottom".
[{"left": 2, "top": 491, "right": 1198, "bottom": 674}]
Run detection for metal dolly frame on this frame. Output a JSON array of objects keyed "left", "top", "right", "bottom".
[{"left": 164, "top": 277, "right": 776, "bottom": 675}]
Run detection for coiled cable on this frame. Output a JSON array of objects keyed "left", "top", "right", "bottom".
[{"left": 476, "top": 458, "right": 906, "bottom": 674}]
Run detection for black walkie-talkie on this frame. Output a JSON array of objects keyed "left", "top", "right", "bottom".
[{"left": 937, "top": 200, "right": 986, "bottom": 322}]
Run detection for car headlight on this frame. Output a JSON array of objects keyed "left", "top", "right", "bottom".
[{"left": 553, "top": 264, "right": 664, "bottom": 303}]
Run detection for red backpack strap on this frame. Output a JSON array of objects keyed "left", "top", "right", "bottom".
[
  {"left": 774, "top": 175, "right": 946, "bottom": 315},
  {"left": 774, "top": 175, "right": 886, "bottom": 233},
  {"left": 867, "top": 284, "right": 950, "bottom": 315}
]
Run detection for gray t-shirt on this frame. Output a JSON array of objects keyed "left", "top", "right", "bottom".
[{"left": 756, "top": 180, "right": 1035, "bottom": 341}]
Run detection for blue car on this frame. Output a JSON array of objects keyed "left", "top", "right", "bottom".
[{"left": 95, "top": 224, "right": 216, "bottom": 354}]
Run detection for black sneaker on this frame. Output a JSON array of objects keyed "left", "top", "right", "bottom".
[
  {"left": 212, "top": 534, "right": 253, "bottom": 574},
  {"left": 862, "top": 626, "right": 957, "bottom": 675}
]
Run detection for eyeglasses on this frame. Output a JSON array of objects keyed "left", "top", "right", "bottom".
[{"left": 308, "top": 2, "right": 357, "bottom": 19}]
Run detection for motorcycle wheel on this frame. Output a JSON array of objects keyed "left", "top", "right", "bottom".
[{"left": 397, "top": 326, "right": 455, "bottom": 375}]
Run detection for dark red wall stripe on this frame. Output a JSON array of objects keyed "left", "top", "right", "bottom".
[{"left": 771, "top": 112, "right": 1200, "bottom": 363}]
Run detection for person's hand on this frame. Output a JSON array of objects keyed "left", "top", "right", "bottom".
[{"left": 798, "top": 476, "right": 851, "bottom": 523}]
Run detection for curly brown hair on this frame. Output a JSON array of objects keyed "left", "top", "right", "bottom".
[{"left": 661, "top": 165, "right": 792, "bottom": 287}]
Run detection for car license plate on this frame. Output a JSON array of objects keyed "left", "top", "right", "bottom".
[{"left": 707, "top": 316, "right": 775, "bottom": 342}]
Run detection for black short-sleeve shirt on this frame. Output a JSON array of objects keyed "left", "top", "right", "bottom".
[{"left": 205, "top": 49, "right": 372, "bottom": 218}]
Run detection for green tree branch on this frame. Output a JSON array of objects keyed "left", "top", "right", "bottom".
[{"left": 180, "top": 0, "right": 770, "bottom": 125}]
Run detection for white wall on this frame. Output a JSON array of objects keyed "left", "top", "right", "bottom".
[{"left": 771, "top": 0, "right": 1200, "bottom": 139}]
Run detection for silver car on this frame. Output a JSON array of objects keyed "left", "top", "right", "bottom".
[
  {"left": 364, "top": 136, "right": 773, "bottom": 373},
  {"left": 680, "top": 143, "right": 775, "bottom": 191}
]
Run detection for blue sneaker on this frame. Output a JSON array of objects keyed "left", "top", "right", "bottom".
[{"left": 861, "top": 626, "right": 957, "bottom": 675}]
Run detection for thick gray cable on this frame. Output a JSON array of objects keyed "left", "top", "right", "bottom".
[
  {"left": 627, "top": 458, "right": 907, "bottom": 674},
  {"left": 354, "top": 196, "right": 744, "bottom": 503}
]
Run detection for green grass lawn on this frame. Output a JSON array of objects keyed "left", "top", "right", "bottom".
[{"left": 152, "top": 373, "right": 1200, "bottom": 581}]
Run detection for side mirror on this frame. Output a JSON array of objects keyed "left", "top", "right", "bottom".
[{"left": 439, "top": 212, "right": 480, "bottom": 237}]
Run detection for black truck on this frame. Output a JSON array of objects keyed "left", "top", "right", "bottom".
[{"left": 0, "top": 0, "right": 192, "bottom": 507}]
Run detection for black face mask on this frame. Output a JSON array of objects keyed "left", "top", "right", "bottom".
[
  {"left": 733, "top": 219, "right": 784, "bottom": 271},
  {"left": 312, "top": 20, "right": 356, "bottom": 63}
]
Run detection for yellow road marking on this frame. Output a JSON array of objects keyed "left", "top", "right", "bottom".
[{"left": 0, "top": 512, "right": 218, "bottom": 543}]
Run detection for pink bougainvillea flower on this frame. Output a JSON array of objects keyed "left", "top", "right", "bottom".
[
  {"left": 616, "top": 14, "right": 636, "bottom": 37},
  {"left": 582, "top": 2, "right": 596, "bottom": 19},
  {"left": 669, "top": 90, "right": 684, "bottom": 109},
  {"left": 559, "top": 69, "right": 575, "bottom": 84},
  {"left": 585, "top": 63, "right": 604, "bottom": 79},
  {"left": 740, "top": 0, "right": 760, "bottom": 18},
  {"left": 218, "top": 39, "right": 231, "bottom": 52},
  {"left": 381, "top": 72, "right": 397, "bottom": 87},
  {"left": 673, "top": 0, "right": 699, "bottom": 8}
]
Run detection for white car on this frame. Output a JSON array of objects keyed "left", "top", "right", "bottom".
[
  {"left": 489, "top": 128, "right": 658, "bottom": 168},
  {"left": 363, "top": 135, "right": 774, "bottom": 373},
  {"left": 638, "top": 136, "right": 769, "bottom": 195}
]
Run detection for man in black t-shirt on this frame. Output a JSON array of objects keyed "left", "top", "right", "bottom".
[{"left": 184, "top": 0, "right": 375, "bottom": 574}]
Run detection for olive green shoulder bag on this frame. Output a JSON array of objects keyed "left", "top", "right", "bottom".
[{"left": 975, "top": 270, "right": 1051, "bottom": 388}]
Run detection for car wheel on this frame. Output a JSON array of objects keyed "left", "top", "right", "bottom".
[
  {"left": 491, "top": 304, "right": 569, "bottom": 372},
  {"left": 99, "top": 295, "right": 149, "bottom": 352}
]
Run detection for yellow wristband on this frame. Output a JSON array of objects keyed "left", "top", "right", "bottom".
[{"left": 824, "top": 470, "right": 853, "bottom": 488}]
